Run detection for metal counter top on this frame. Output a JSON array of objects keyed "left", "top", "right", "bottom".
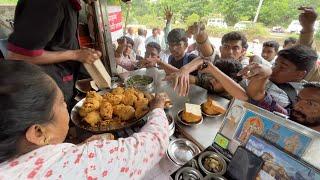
[{"left": 119, "top": 68, "right": 230, "bottom": 150}]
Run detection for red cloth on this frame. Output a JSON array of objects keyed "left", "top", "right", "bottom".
[
  {"left": 7, "top": 42, "right": 44, "bottom": 57},
  {"left": 69, "top": 0, "right": 81, "bottom": 11}
]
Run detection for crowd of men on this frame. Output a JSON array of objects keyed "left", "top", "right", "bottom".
[{"left": 115, "top": 7, "right": 320, "bottom": 132}]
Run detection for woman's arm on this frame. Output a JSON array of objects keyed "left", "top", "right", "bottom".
[{"left": 57, "top": 94, "right": 169, "bottom": 179}]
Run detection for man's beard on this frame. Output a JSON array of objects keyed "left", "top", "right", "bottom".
[{"left": 290, "top": 110, "right": 320, "bottom": 127}]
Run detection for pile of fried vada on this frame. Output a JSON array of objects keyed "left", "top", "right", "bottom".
[{"left": 78, "top": 87, "right": 153, "bottom": 127}]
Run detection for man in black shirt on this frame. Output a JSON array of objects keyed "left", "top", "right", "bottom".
[
  {"left": 7, "top": 0, "right": 101, "bottom": 109},
  {"left": 144, "top": 28, "right": 198, "bottom": 75},
  {"left": 167, "top": 28, "right": 197, "bottom": 69}
]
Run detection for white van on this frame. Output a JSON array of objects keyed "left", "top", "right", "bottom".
[
  {"left": 234, "top": 21, "right": 254, "bottom": 31},
  {"left": 207, "top": 18, "right": 227, "bottom": 28},
  {"left": 287, "top": 20, "right": 319, "bottom": 33},
  {"left": 287, "top": 20, "right": 302, "bottom": 33}
]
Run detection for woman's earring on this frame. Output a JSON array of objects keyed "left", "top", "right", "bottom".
[{"left": 44, "top": 136, "right": 50, "bottom": 145}]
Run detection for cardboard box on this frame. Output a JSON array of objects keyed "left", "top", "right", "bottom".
[{"left": 83, "top": 59, "right": 111, "bottom": 89}]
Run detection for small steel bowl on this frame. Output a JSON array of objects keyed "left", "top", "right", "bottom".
[
  {"left": 177, "top": 110, "right": 203, "bottom": 126},
  {"left": 203, "top": 174, "right": 227, "bottom": 180},
  {"left": 175, "top": 167, "right": 203, "bottom": 180},
  {"left": 198, "top": 151, "right": 227, "bottom": 176},
  {"left": 167, "top": 138, "right": 201, "bottom": 166},
  {"left": 125, "top": 75, "right": 154, "bottom": 92},
  {"left": 201, "top": 103, "right": 224, "bottom": 118}
]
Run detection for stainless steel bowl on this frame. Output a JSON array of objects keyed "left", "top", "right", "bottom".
[
  {"left": 198, "top": 151, "right": 227, "bottom": 176},
  {"left": 203, "top": 174, "right": 226, "bottom": 180},
  {"left": 177, "top": 110, "right": 203, "bottom": 126},
  {"left": 175, "top": 167, "right": 203, "bottom": 180},
  {"left": 201, "top": 103, "right": 224, "bottom": 118},
  {"left": 167, "top": 138, "right": 201, "bottom": 166},
  {"left": 125, "top": 74, "right": 154, "bottom": 92}
]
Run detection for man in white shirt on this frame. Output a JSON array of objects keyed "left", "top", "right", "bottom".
[
  {"left": 145, "top": 28, "right": 162, "bottom": 49},
  {"left": 261, "top": 41, "right": 279, "bottom": 66},
  {"left": 134, "top": 28, "right": 146, "bottom": 57},
  {"left": 126, "top": 27, "right": 135, "bottom": 40}
]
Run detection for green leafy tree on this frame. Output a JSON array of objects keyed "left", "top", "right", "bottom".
[{"left": 185, "top": 13, "right": 201, "bottom": 26}]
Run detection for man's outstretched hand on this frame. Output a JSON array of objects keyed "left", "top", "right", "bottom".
[{"left": 298, "top": 6, "right": 318, "bottom": 32}]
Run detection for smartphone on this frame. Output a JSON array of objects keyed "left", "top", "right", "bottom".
[{"left": 226, "top": 146, "right": 264, "bottom": 180}]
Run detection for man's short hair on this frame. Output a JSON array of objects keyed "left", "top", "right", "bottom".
[
  {"left": 146, "top": 42, "right": 161, "bottom": 54},
  {"left": 119, "top": 36, "right": 134, "bottom": 46},
  {"left": 277, "top": 45, "right": 318, "bottom": 73},
  {"left": 152, "top": 28, "right": 158, "bottom": 33},
  {"left": 263, "top": 41, "right": 280, "bottom": 52},
  {"left": 138, "top": 28, "right": 144, "bottom": 36},
  {"left": 167, "top": 28, "right": 188, "bottom": 45},
  {"left": 284, "top": 37, "right": 297, "bottom": 47},
  {"left": 214, "top": 59, "right": 243, "bottom": 83},
  {"left": 221, "top": 31, "right": 248, "bottom": 49},
  {"left": 303, "top": 82, "right": 320, "bottom": 89}
]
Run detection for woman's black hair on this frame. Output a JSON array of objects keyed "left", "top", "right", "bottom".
[{"left": 0, "top": 60, "right": 57, "bottom": 163}]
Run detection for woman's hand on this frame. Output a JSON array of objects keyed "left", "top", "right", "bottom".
[{"left": 150, "top": 93, "right": 169, "bottom": 109}]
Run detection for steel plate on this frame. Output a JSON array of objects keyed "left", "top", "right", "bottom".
[{"left": 70, "top": 98, "right": 149, "bottom": 133}]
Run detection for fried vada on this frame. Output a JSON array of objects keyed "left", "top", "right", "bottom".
[
  {"left": 81, "top": 97, "right": 100, "bottom": 113},
  {"left": 86, "top": 91, "right": 103, "bottom": 102},
  {"left": 84, "top": 111, "right": 102, "bottom": 127},
  {"left": 135, "top": 106, "right": 149, "bottom": 119},
  {"left": 111, "top": 87, "right": 125, "bottom": 95},
  {"left": 134, "top": 97, "right": 149, "bottom": 109},
  {"left": 122, "top": 91, "right": 138, "bottom": 106},
  {"left": 113, "top": 104, "right": 135, "bottom": 121},
  {"left": 202, "top": 98, "right": 226, "bottom": 115},
  {"left": 100, "top": 101, "right": 113, "bottom": 120},
  {"left": 103, "top": 93, "right": 123, "bottom": 105}
]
